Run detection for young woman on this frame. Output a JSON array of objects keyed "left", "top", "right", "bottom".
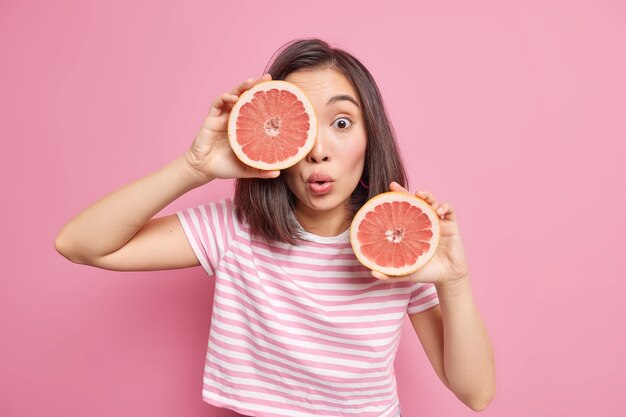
[{"left": 55, "top": 38, "right": 495, "bottom": 417}]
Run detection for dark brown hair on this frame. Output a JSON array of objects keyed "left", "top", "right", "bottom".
[{"left": 234, "top": 38, "right": 408, "bottom": 244}]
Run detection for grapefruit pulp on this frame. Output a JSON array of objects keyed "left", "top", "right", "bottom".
[
  {"left": 350, "top": 192, "right": 440, "bottom": 276},
  {"left": 227, "top": 80, "right": 317, "bottom": 170}
]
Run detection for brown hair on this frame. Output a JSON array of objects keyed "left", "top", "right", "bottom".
[{"left": 234, "top": 38, "right": 408, "bottom": 244}]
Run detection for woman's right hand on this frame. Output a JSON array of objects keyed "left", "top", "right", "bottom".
[{"left": 183, "top": 73, "right": 280, "bottom": 183}]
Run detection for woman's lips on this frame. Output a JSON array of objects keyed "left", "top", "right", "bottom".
[
  {"left": 306, "top": 172, "right": 334, "bottom": 195},
  {"left": 308, "top": 181, "right": 333, "bottom": 195}
]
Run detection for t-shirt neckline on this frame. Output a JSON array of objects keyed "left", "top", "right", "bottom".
[{"left": 292, "top": 215, "right": 351, "bottom": 244}]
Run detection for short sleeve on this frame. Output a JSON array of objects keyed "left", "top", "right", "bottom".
[
  {"left": 407, "top": 282, "right": 440, "bottom": 315},
  {"left": 176, "top": 198, "right": 235, "bottom": 276}
]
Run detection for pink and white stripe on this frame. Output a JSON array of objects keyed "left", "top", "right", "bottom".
[{"left": 177, "top": 198, "right": 439, "bottom": 417}]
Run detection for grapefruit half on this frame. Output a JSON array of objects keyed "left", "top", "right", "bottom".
[
  {"left": 227, "top": 80, "right": 317, "bottom": 170},
  {"left": 350, "top": 192, "right": 440, "bottom": 276}
]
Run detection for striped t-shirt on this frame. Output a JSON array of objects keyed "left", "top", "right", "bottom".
[{"left": 176, "top": 198, "right": 440, "bottom": 417}]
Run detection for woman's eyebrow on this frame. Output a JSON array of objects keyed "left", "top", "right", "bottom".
[{"left": 326, "top": 94, "right": 360, "bottom": 109}]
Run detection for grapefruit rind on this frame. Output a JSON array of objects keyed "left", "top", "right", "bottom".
[
  {"left": 350, "top": 191, "right": 440, "bottom": 276},
  {"left": 227, "top": 80, "right": 318, "bottom": 171}
]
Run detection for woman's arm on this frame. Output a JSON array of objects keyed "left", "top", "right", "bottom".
[
  {"left": 55, "top": 74, "right": 278, "bottom": 271},
  {"left": 410, "top": 276, "right": 496, "bottom": 411},
  {"left": 374, "top": 183, "right": 496, "bottom": 410},
  {"left": 54, "top": 155, "right": 209, "bottom": 269}
]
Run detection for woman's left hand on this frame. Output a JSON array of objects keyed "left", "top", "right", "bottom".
[{"left": 370, "top": 182, "right": 470, "bottom": 285}]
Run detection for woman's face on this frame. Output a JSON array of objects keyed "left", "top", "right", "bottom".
[{"left": 283, "top": 67, "right": 367, "bottom": 222}]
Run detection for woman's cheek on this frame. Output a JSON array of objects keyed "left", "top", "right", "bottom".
[{"left": 345, "top": 136, "right": 367, "bottom": 168}]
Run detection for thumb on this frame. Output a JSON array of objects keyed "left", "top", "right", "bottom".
[
  {"left": 389, "top": 181, "right": 409, "bottom": 193},
  {"left": 247, "top": 168, "right": 281, "bottom": 179}
]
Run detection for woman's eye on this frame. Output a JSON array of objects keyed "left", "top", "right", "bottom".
[{"left": 332, "top": 117, "right": 352, "bottom": 129}]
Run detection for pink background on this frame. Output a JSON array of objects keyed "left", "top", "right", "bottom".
[{"left": 2, "top": 0, "right": 625, "bottom": 415}]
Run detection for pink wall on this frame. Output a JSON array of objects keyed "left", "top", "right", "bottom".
[{"left": 2, "top": 0, "right": 625, "bottom": 415}]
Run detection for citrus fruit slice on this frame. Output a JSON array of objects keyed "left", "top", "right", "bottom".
[
  {"left": 227, "top": 80, "right": 317, "bottom": 170},
  {"left": 350, "top": 192, "right": 440, "bottom": 276}
]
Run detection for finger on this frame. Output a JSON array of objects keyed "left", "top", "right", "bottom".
[
  {"left": 249, "top": 73, "right": 272, "bottom": 88},
  {"left": 389, "top": 181, "right": 409, "bottom": 193},
  {"left": 258, "top": 169, "right": 281, "bottom": 179},
  {"left": 436, "top": 203, "right": 456, "bottom": 221},
  {"left": 243, "top": 167, "right": 281, "bottom": 179},
  {"left": 415, "top": 190, "right": 438, "bottom": 208},
  {"left": 219, "top": 93, "right": 241, "bottom": 114},
  {"left": 372, "top": 270, "right": 414, "bottom": 283},
  {"left": 258, "top": 73, "right": 272, "bottom": 82},
  {"left": 229, "top": 73, "right": 272, "bottom": 97},
  {"left": 208, "top": 92, "right": 239, "bottom": 118},
  {"left": 371, "top": 270, "right": 389, "bottom": 280},
  {"left": 229, "top": 77, "right": 256, "bottom": 96}
]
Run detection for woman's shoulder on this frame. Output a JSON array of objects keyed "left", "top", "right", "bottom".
[
  {"left": 183, "top": 197, "right": 235, "bottom": 214},
  {"left": 177, "top": 197, "right": 248, "bottom": 231}
]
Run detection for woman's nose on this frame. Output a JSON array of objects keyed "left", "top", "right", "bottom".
[{"left": 305, "top": 132, "right": 330, "bottom": 163}]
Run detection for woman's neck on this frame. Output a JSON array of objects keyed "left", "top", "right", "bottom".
[{"left": 294, "top": 203, "right": 351, "bottom": 237}]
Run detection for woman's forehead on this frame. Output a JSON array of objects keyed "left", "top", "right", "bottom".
[{"left": 284, "top": 68, "right": 360, "bottom": 107}]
